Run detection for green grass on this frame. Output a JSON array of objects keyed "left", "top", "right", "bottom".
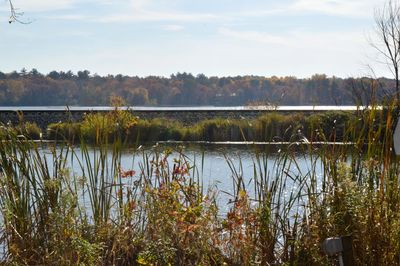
[
  {"left": 48, "top": 111, "right": 358, "bottom": 143},
  {"left": 0, "top": 121, "right": 42, "bottom": 140}
]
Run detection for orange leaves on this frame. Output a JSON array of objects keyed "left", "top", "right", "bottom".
[
  {"left": 220, "top": 190, "right": 260, "bottom": 263},
  {"left": 119, "top": 168, "right": 136, "bottom": 178},
  {"left": 172, "top": 164, "right": 189, "bottom": 176}
]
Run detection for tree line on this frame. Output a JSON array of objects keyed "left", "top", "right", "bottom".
[{"left": 0, "top": 69, "right": 395, "bottom": 106}]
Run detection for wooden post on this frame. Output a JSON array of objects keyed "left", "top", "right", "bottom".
[{"left": 341, "top": 235, "right": 354, "bottom": 266}]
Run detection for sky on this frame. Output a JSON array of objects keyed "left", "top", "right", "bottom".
[{"left": 0, "top": 0, "right": 392, "bottom": 78}]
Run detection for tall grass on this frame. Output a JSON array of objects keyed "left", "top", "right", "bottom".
[
  {"left": 0, "top": 121, "right": 41, "bottom": 140},
  {"left": 0, "top": 101, "right": 399, "bottom": 265},
  {"left": 48, "top": 111, "right": 356, "bottom": 143}
]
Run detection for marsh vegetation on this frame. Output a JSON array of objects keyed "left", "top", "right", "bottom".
[{"left": 0, "top": 100, "right": 399, "bottom": 265}]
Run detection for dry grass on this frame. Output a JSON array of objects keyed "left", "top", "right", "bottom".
[{"left": 0, "top": 102, "right": 399, "bottom": 265}]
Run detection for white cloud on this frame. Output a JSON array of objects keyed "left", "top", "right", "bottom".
[
  {"left": 210, "top": 27, "right": 374, "bottom": 78},
  {"left": 219, "top": 27, "right": 286, "bottom": 45},
  {"left": 92, "top": 0, "right": 384, "bottom": 24},
  {"left": 97, "top": 10, "right": 218, "bottom": 23},
  {"left": 45, "top": 14, "right": 88, "bottom": 21},
  {"left": 291, "top": 0, "right": 386, "bottom": 17},
  {"left": 4, "top": 0, "right": 220, "bottom": 23},
  {"left": 4, "top": 0, "right": 385, "bottom": 23},
  {"left": 162, "top": 24, "right": 184, "bottom": 31},
  {"left": 130, "top": 0, "right": 151, "bottom": 10},
  {"left": 11, "top": 0, "right": 77, "bottom": 12},
  {"left": 1, "top": 0, "right": 388, "bottom": 78},
  {"left": 94, "top": 0, "right": 220, "bottom": 23},
  {"left": 9, "top": 0, "right": 118, "bottom": 13},
  {"left": 219, "top": 28, "right": 368, "bottom": 54}
]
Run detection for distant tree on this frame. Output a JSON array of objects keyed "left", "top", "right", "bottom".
[
  {"left": 48, "top": 71, "right": 61, "bottom": 80},
  {"left": 0, "top": 68, "right": 395, "bottom": 106},
  {"left": 110, "top": 95, "right": 126, "bottom": 107},
  {"left": 9, "top": 71, "right": 20, "bottom": 79},
  {"left": 374, "top": 0, "right": 400, "bottom": 101},
  {"left": 29, "top": 68, "right": 41, "bottom": 77},
  {"left": 250, "top": 78, "right": 260, "bottom": 89},
  {"left": 196, "top": 74, "right": 209, "bottom": 85},
  {"left": 262, "top": 79, "right": 271, "bottom": 90},
  {"left": 59, "top": 71, "right": 75, "bottom": 79},
  {"left": 116, "top": 74, "right": 124, "bottom": 82},
  {"left": 218, "top": 77, "right": 230, "bottom": 87},
  {"left": 20, "top": 68, "right": 27, "bottom": 76},
  {"left": 129, "top": 87, "right": 150, "bottom": 105},
  {"left": 77, "top": 70, "right": 90, "bottom": 80}
]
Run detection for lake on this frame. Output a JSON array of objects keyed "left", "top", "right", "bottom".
[{"left": 39, "top": 142, "right": 325, "bottom": 213}]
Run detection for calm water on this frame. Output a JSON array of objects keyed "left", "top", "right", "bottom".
[
  {"left": 0, "top": 142, "right": 327, "bottom": 258},
  {"left": 40, "top": 143, "right": 325, "bottom": 212}
]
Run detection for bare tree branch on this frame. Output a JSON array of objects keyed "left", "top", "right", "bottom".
[
  {"left": 374, "top": 0, "right": 400, "bottom": 102},
  {"left": 7, "top": 0, "right": 30, "bottom": 24}
]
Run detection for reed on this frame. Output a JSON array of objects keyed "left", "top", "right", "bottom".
[
  {"left": 48, "top": 111, "right": 357, "bottom": 143},
  {"left": 0, "top": 121, "right": 41, "bottom": 140},
  {"left": 0, "top": 101, "right": 399, "bottom": 265}
]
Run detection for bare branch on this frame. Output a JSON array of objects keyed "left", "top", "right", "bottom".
[
  {"left": 374, "top": 0, "right": 400, "bottom": 101},
  {"left": 7, "top": 0, "right": 31, "bottom": 24}
]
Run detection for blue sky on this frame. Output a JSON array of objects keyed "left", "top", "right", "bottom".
[{"left": 0, "top": 0, "right": 390, "bottom": 78}]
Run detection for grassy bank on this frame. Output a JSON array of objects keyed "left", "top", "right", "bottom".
[
  {"left": 0, "top": 121, "right": 41, "bottom": 140},
  {"left": 47, "top": 110, "right": 359, "bottom": 143},
  {"left": 0, "top": 103, "right": 399, "bottom": 264}
]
